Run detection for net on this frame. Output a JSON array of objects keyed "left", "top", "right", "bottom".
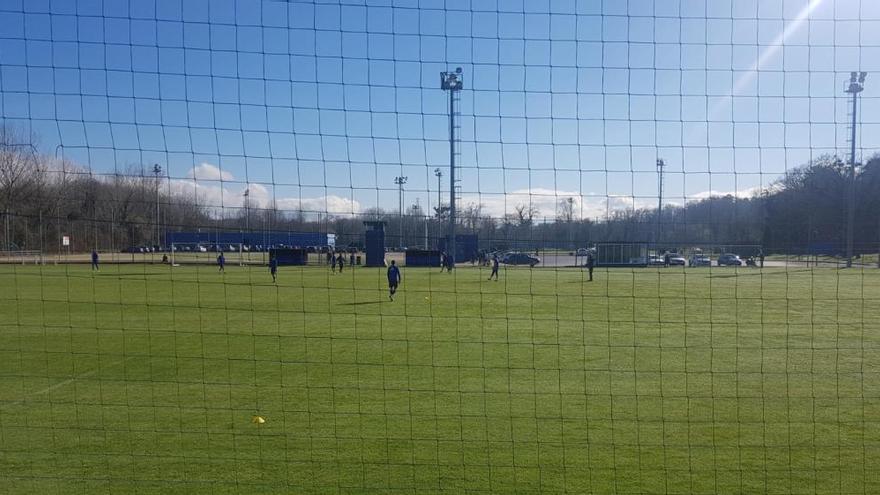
[{"left": 2, "top": 0, "right": 880, "bottom": 493}]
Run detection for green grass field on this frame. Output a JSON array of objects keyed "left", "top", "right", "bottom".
[{"left": 2, "top": 263, "right": 880, "bottom": 494}]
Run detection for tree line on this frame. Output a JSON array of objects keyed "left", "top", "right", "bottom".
[{"left": 2, "top": 128, "right": 879, "bottom": 255}]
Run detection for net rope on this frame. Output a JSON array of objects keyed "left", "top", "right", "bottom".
[{"left": 1, "top": 0, "right": 880, "bottom": 493}]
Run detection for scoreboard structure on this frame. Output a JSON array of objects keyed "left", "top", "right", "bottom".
[{"left": 595, "top": 242, "right": 648, "bottom": 267}]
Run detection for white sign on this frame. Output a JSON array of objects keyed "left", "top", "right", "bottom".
[{"left": 62, "top": 235, "right": 70, "bottom": 246}]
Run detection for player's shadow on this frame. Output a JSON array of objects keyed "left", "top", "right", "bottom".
[{"left": 708, "top": 268, "right": 812, "bottom": 279}]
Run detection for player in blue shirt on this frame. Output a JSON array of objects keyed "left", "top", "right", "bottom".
[
  {"left": 91, "top": 250, "right": 99, "bottom": 271},
  {"left": 269, "top": 255, "right": 278, "bottom": 283},
  {"left": 217, "top": 252, "right": 225, "bottom": 272},
  {"left": 387, "top": 260, "right": 401, "bottom": 301}
]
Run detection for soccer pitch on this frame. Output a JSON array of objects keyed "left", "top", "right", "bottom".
[{"left": 2, "top": 264, "right": 880, "bottom": 494}]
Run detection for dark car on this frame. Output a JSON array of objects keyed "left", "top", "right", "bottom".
[
  {"left": 717, "top": 253, "right": 743, "bottom": 266},
  {"left": 502, "top": 252, "right": 540, "bottom": 267}
]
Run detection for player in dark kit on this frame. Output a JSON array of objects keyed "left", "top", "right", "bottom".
[
  {"left": 585, "top": 251, "right": 595, "bottom": 282},
  {"left": 488, "top": 254, "right": 499, "bottom": 281},
  {"left": 91, "top": 250, "right": 99, "bottom": 271},
  {"left": 269, "top": 256, "right": 278, "bottom": 283},
  {"left": 337, "top": 253, "right": 344, "bottom": 273},
  {"left": 217, "top": 252, "right": 225, "bottom": 272},
  {"left": 387, "top": 260, "right": 401, "bottom": 301}
]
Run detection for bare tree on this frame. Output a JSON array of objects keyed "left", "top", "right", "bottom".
[
  {"left": 557, "top": 197, "right": 575, "bottom": 223},
  {"left": 461, "top": 202, "right": 483, "bottom": 231},
  {"left": 513, "top": 203, "right": 539, "bottom": 226},
  {"left": 0, "top": 126, "right": 40, "bottom": 250}
]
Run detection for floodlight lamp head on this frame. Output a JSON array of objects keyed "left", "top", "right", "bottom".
[
  {"left": 851, "top": 71, "right": 859, "bottom": 82},
  {"left": 860, "top": 72, "right": 867, "bottom": 83},
  {"left": 440, "top": 70, "right": 463, "bottom": 91}
]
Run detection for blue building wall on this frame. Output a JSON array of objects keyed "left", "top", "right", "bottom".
[{"left": 405, "top": 249, "right": 442, "bottom": 267}]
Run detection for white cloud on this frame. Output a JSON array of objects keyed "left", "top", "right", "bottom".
[
  {"left": 170, "top": 163, "right": 361, "bottom": 216},
  {"left": 189, "top": 162, "right": 233, "bottom": 181},
  {"left": 276, "top": 195, "right": 361, "bottom": 215},
  {"left": 457, "top": 188, "right": 650, "bottom": 221},
  {"left": 453, "top": 185, "right": 766, "bottom": 222},
  {"left": 688, "top": 186, "right": 764, "bottom": 201}
]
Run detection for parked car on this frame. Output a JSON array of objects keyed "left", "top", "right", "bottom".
[
  {"left": 647, "top": 256, "right": 665, "bottom": 266},
  {"left": 667, "top": 253, "right": 686, "bottom": 266},
  {"left": 576, "top": 248, "right": 590, "bottom": 256},
  {"left": 197, "top": 245, "right": 207, "bottom": 252},
  {"left": 502, "top": 252, "right": 540, "bottom": 267},
  {"left": 717, "top": 253, "right": 743, "bottom": 266},
  {"left": 689, "top": 255, "right": 712, "bottom": 267}
]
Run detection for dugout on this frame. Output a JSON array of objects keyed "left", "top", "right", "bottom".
[
  {"left": 363, "top": 221, "right": 386, "bottom": 267},
  {"left": 595, "top": 242, "right": 648, "bottom": 267},
  {"left": 268, "top": 248, "right": 308, "bottom": 266},
  {"left": 405, "top": 249, "right": 442, "bottom": 267},
  {"left": 437, "top": 234, "right": 478, "bottom": 262}
]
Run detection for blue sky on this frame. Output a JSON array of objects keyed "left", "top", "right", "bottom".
[{"left": 2, "top": 0, "right": 880, "bottom": 219}]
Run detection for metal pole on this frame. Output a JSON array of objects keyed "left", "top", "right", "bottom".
[
  {"left": 435, "top": 168, "right": 442, "bottom": 211},
  {"left": 844, "top": 72, "right": 866, "bottom": 268},
  {"left": 244, "top": 188, "right": 250, "bottom": 237},
  {"left": 433, "top": 168, "right": 442, "bottom": 249},
  {"left": 847, "top": 92, "right": 857, "bottom": 268},
  {"left": 656, "top": 158, "right": 664, "bottom": 248},
  {"left": 153, "top": 164, "right": 161, "bottom": 250},
  {"left": 441, "top": 69, "right": 462, "bottom": 268},
  {"left": 399, "top": 180, "right": 403, "bottom": 247},
  {"left": 394, "top": 176, "right": 407, "bottom": 248},
  {"left": 448, "top": 85, "right": 457, "bottom": 268}
]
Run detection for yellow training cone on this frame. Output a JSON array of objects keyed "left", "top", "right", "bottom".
[{"left": 252, "top": 415, "right": 266, "bottom": 425}]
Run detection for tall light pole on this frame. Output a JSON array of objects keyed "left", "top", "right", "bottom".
[
  {"left": 441, "top": 68, "right": 463, "bottom": 267},
  {"left": 844, "top": 71, "right": 866, "bottom": 268},
  {"left": 394, "top": 176, "right": 407, "bottom": 248},
  {"left": 153, "top": 164, "right": 162, "bottom": 249},
  {"left": 656, "top": 158, "right": 665, "bottom": 248},
  {"left": 434, "top": 168, "right": 443, "bottom": 212},
  {"left": 243, "top": 188, "right": 250, "bottom": 247}
]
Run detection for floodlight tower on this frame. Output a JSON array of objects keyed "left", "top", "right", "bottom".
[
  {"left": 153, "top": 164, "right": 162, "bottom": 249},
  {"left": 441, "top": 68, "right": 463, "bottom": 267},
  {"left": 844, "top": 71, "right": 866, "bottom": 268},
  {"left": 243, "top": 187, "right": 250, "bottom": 236},
  {"left": 656, "top": 158, "right": 665, "bottom": 247},
  {"left": 394, "top": 176, "right": 407, "bottom": 248},
  {"left": 434, "top": 168, "right": 443, "bottom": 212}
]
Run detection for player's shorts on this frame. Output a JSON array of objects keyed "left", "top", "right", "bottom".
[{"left": 388, "top": 282, "right": 398, "bottom": 290}]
